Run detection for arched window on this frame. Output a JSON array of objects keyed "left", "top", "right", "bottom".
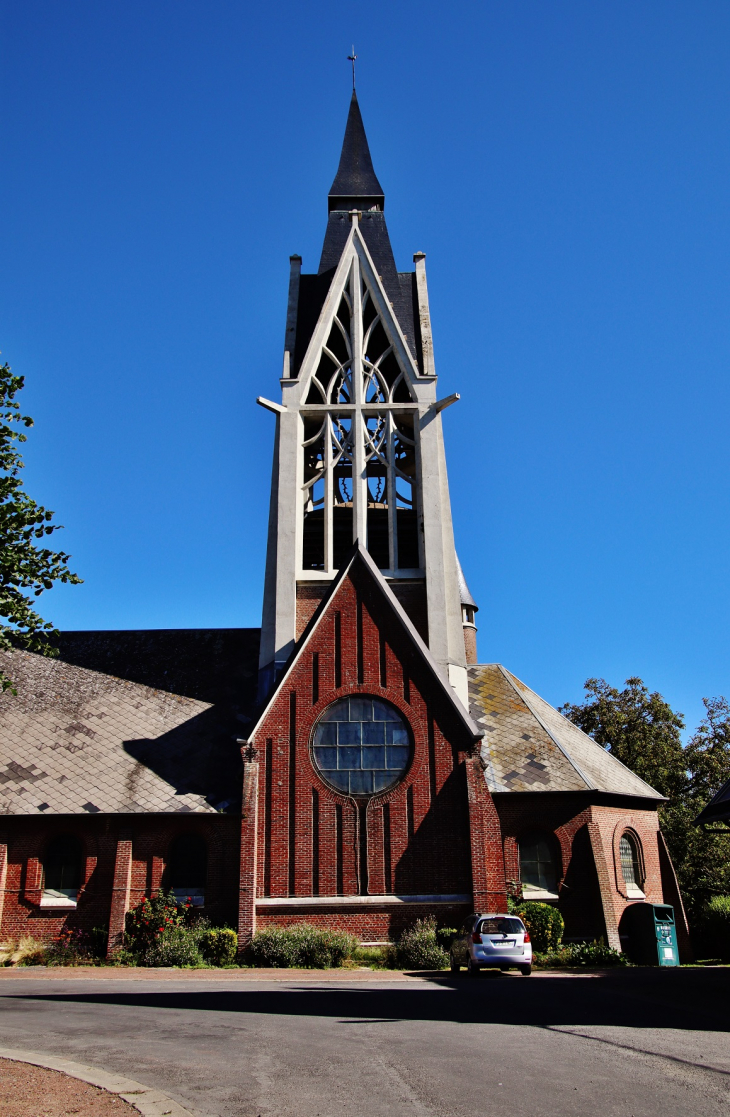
[
  {"left": 518, "top": 831, "right": 558, "bottom": 897},
  {"left": 619, "top": 832, "right": 644, "bottom": 896},
  {"left": 169, "top": 834, "right": 207, "bottom": 907},
  {"left": 41, "top": 836, "right": 83, "bottom": 907}
]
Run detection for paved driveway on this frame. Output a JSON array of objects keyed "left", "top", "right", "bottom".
[{"left": 0, "top": 968, "right": 728, "bottom": 1117}]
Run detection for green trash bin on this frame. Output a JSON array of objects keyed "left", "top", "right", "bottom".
[{"left": 619, "top": 903, "right": 679, "bottom": 966}]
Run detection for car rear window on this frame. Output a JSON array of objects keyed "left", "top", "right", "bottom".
[{"left": 479, "top": 917, "right": 524, "bottom": 935}]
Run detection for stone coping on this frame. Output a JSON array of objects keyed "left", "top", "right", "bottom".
[
  {"left": 0, "top": 1046, "right": 195, "bottom": 1116},
  {"left": 256, "top": 893, "right": 470, "bottom": 907}
]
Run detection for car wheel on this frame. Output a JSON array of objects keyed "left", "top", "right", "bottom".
[
  {"left": 450, "top": 955, "right": 460, "bottom": 973},
  {"left": 467, "top": 957, "right": 480, "bottom": 978},
  {"left": 520, "top": 964, "right": 532, "bottom": 976}
]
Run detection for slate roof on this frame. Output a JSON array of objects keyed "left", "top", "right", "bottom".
[
  {"left": 468, "top": 664, "right": 663, "bottom": 800},
  {"left": 456, "top": 554, "right": 478, "bottom": 610},
  {"left": 328, "top": 91, "right": 385, "bottom": 211},
  {"left": 695, "top": 776, "right": 730, "bottom": 825},
  {"left": 0, "top": 629, "right": 259, "bottom": 816},
  {"left": 0, "top": 625, "right": 660, "bottom": 816}
]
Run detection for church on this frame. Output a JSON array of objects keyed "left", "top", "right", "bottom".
[{"left": 0, "top": 92, "right": 691, "bottom": 960}]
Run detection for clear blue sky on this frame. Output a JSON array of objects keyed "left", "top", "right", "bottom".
[{"left": 2, "top": 2, "right": 728, "bottom": 735}]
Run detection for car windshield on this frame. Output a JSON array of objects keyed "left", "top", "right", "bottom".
[{"left": 479, "top": 917, "right": 524, "bottom": 935}]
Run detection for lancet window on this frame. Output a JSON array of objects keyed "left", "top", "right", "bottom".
[{"left": 301, "top": 254, "right": 420, "bottom": 574}]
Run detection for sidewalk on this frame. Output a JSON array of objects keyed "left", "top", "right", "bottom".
[{"left": 0, "top": 964, "right": 600, "bottom": 980}]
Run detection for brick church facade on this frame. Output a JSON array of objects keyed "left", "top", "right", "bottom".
[{"left": 0, "top": 93, "right": 690, "bottom": 959}]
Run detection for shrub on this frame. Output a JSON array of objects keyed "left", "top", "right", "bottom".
[
  {"left": 351, "top": 944, "right": 394, "bottom": 969},
  {"left": 201, "top": 928, "right": 238, "bottom": 966},
  {"left": 247, "top": 927, "right": 291, "bottom": 968},
  {"left": 107, "top": 948, "right": 137, "bottom": 967},
  {"left": 436, "top": 927, "right": 458, "bottom": 952},
  {"left": 0, "top": 936, "right": 46, "bottom": 967},
  {"left": 514, "top": 901, "right": 564, "bottom": 953},
  {"left": 124, "top": 890, "right": 189, "bottom": 958},
  {"left": 46, "top": 928, "right": 93, "bottom": 966},
  {"left": 247, "top": 924, "right": 357, "bottom": 968},
  {"left": 535, "top": 939, "right": 628, "bottom": 968},
  {"left": 396, "top": 918, "right": 449, "bottom": 971},
  {"left": 144, "top": 924, "right": 206, "bottom": 968},
  {"left": 123, "top": 890, "right": 212, "bottom": 967},
  {"left": 88, "top": 926, "right": 109, "bottom": 959},
  {"left": 704, "top": 895, "right": 730, "bottom": 961}
]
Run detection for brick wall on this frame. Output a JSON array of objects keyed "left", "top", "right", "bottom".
[
  {"left": 0, "top": 815, "right": 240, "bottom": 947},
  {"left": 254, "top": 902, "right": 471, "bottom": 941},
  {"left": 296, "top": 580, "right": 429, "bottom": 645},
  {"left": 495, "top": 794, "right": 690, "bottom": 956},
  {"left": 463, "top": 626, "right": 477, "bottom": 666},
  {"left": 296, "top": 585, "right": 328, "bottom": 639},
  {"left": 389, "top": 582, "right": 428, "bottom": 644},
  {"left": 246, "top": 562, "right": 502, "bottom": 940}
]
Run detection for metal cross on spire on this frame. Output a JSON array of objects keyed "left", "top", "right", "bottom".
[{"left": 347, "top": 46, "right": 357, "bottom": 90}]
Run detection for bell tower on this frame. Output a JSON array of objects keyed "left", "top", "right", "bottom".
[{"left": 258, "top": 91, "right": 470, "bottom": 706}]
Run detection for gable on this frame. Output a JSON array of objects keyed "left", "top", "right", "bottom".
[
  {"left": 296, "top": 225, "right": 422, "bottom": 406},
  {"left": 248, "top": 548, "right": 479, "bottom": 899},
  {"left": 252, "top": 546, "right": 479, "bottom": 748}
]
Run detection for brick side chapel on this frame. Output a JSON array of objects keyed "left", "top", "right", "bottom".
[{"left": 0, "top": 91, "right": 691, "bottom": 960}]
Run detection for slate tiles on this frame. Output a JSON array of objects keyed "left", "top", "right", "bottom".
[
  {"left": 468, "top": 664, "right": 662, "bottom": 800},
  {"left": 0, "top": 631, "right": 258, "bottom": 816}
]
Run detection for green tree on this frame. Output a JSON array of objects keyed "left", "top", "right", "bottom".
[
  {"left": 0, "top": 362, "right": 81, "bottom": 692},
  {"left": 558, "top": 677, "right": 686, "bottom": 798},
  {"left": 662, "top": 698, "right": 730, "bottom": 923},
  {"left": 561, "top": 680, "right": 730, "bottom": 927}
]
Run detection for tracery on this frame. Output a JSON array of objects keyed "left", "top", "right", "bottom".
[{"left": 301, "top": 255, "right": 420, "bottom": 574}]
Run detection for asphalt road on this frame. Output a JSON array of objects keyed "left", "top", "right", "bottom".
[{"left": 0, "top": 968, "right": 728, "bottom": 1117}]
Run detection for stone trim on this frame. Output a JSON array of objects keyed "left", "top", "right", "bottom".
[
  {"left": 611, "top": 821, "right": 647, "bottom": 901},
  {"left": 256, "top": 893, "right": 470, "bottom": 908},
  {"left": 0, "top": 839, "right": 6, "bottom": 933},
  {"left": 0, "top": 1046, "right": 195, "bottom": 1117}
]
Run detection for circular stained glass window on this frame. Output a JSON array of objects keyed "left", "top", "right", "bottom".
[{"left": 311, "top": 696, "right": 412, "bottom": 797}]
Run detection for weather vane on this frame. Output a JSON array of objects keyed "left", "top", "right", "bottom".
[{"left": 347, "top": 46, "right": 357, "bottom": 90}]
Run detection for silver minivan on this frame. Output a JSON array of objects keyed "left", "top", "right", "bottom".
[{"left": 450, "top": 913, "right": 532, "bottom": 976}]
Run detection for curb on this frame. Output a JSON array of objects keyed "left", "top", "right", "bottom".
[{"left": 0, "top": 1046, "right": 199, "bottom": 1117}]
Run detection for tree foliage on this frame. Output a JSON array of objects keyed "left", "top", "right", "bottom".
[
  {"left": 559, "top": 677, "right": 686, "bottom": 798},
  {"left": 0, "top": 362, "right": 81, "bottom": 692},
  {"left": 561, "top": 680, "right": 730, "bottom": 926}
]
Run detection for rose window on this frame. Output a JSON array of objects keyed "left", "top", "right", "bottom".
[{"left": 311, "top": 696, "right": 411, "bottom": 796}]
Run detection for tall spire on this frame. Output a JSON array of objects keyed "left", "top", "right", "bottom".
[{"left": 327, "top": 91, "right": 385, "bottom": 213}]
